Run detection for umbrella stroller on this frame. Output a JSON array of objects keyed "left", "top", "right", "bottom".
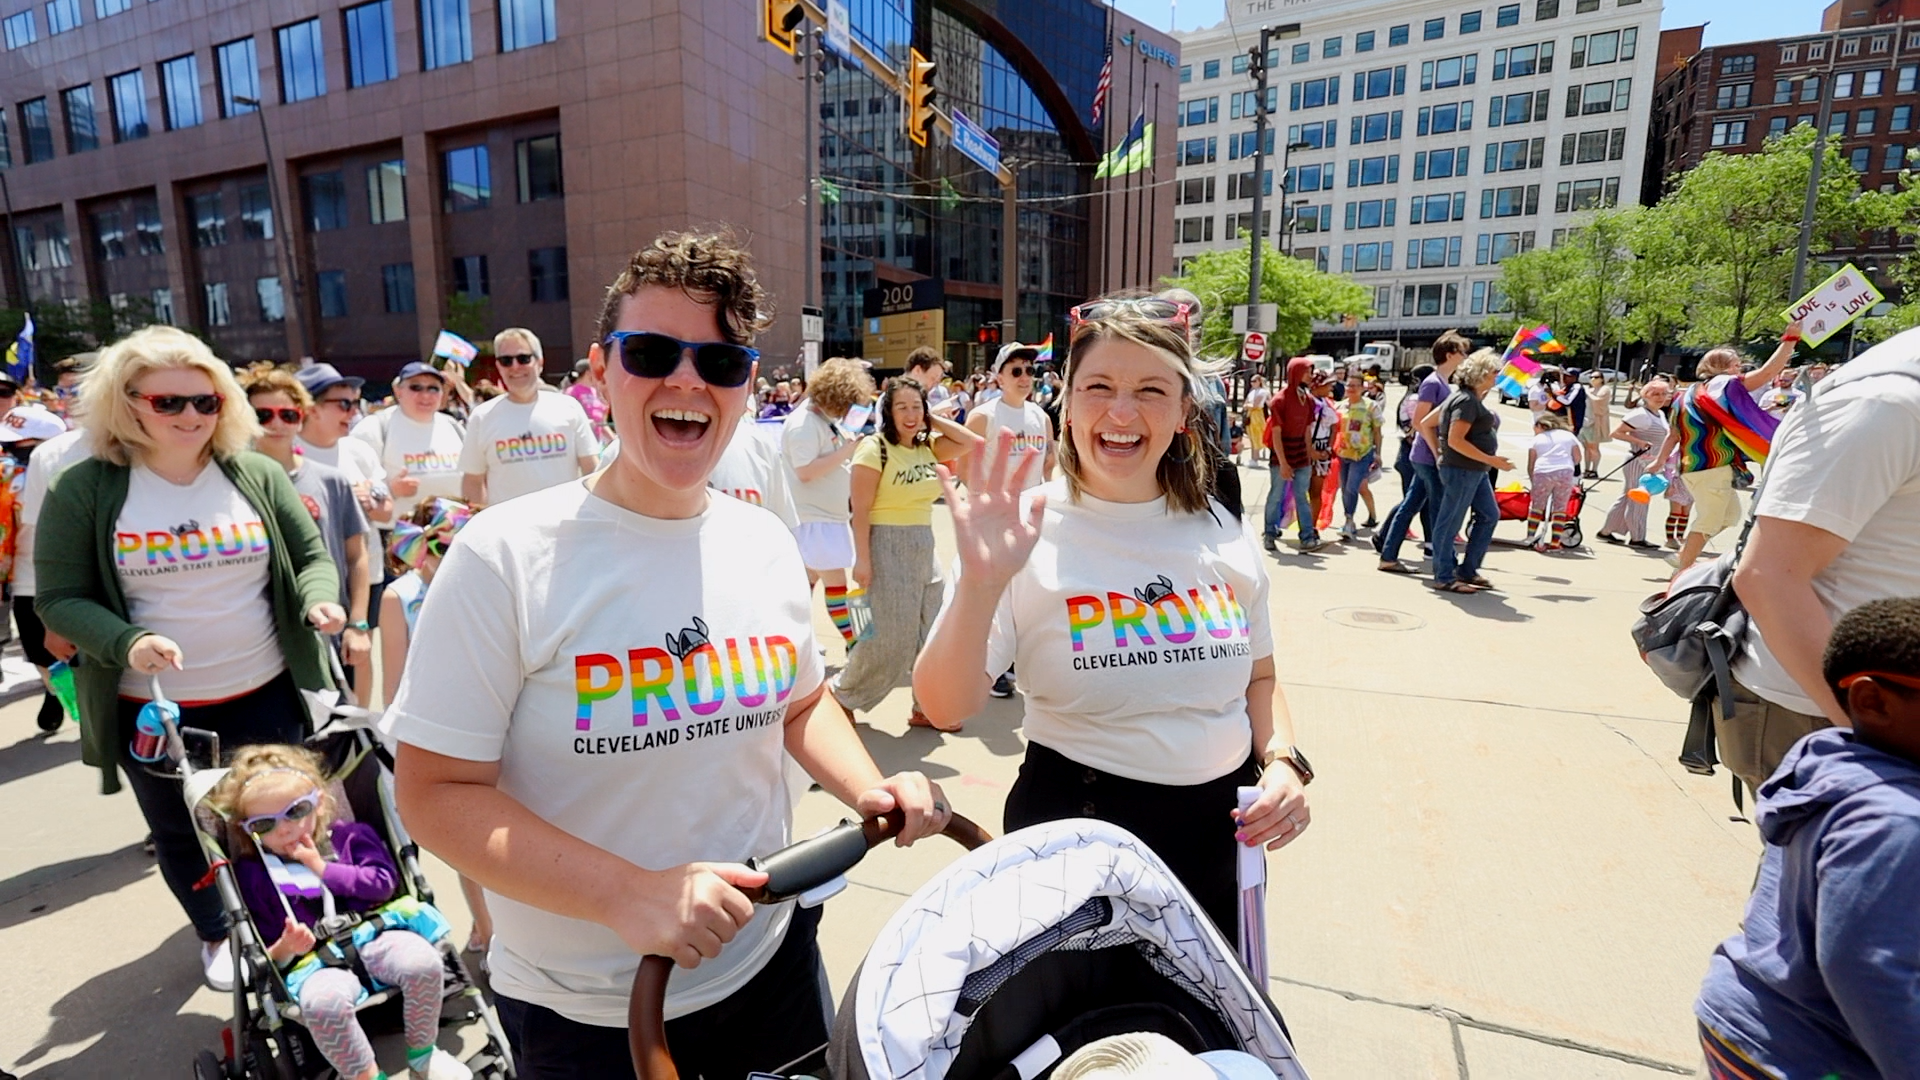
[{"left": 1490, "top": 447, "right": 1644, "bottom": 550}]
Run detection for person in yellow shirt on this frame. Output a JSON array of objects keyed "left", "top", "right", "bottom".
[{"left": 834, "top": 377, "right": 983, "bottom": 728}]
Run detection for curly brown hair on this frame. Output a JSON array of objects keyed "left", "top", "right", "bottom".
[
  {"left": 806, "top": 358, "right": 875, "bottom": 418},
  {"left": 238, "top": 362, "right": 314, "bottom": 409},
  {"left": 596, "top": 229, "right": 775, "bottom": 347}
]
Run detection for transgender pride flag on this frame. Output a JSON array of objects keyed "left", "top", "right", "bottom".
[{"left": 1494, "top": 324, "right": 1564, "bottom": 399}]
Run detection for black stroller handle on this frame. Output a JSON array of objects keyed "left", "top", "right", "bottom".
[{"left": 629, "top": 809, "right": 991, "bottom": 1080}]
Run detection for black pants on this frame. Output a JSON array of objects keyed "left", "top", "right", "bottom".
[
  {"left": 496, "top": 903, "right": 830, "bottom": 1079},
  {"left": 1005, "top": 741, "right": 1259, "bottom": 949},
  {"left": 117, "top": 670, "right": 308, "bottom": 941},
  {"left": 12, "top": 594, "right": 57, "bottom": 668}
]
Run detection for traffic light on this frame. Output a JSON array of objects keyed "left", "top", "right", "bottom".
[
  {"left": 906, "top": 47, "right": 938, "bottom": 147},
  {"left": 766, "top": 0, "right": 806, "bottom": 55}
]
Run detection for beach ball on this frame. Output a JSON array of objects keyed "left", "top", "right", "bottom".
[{"left": 1638, "top": 473, "right": 1670, "bottom": 497}]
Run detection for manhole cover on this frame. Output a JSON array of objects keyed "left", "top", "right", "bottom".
[{"left": 1323, "top": 606, "right": 1426, "bottom": 631}]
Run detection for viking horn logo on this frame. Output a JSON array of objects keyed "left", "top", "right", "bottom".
[
  {"left": 172, "top": 519, "right": 202, "bottom": 537},
  {"left": 1134, "top": 574, "right": 1176, "bottom": 606},
  {"left": 664, "top": 617, "right": 712, "bottom": 659}
]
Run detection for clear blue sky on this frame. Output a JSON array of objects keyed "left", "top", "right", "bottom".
[{"left": 1111, "top": 0, "right": 1818, "bottom": 46}]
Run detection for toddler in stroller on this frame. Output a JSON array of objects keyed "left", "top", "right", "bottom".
[{"left": 206, "top": 742, "right": 474, "bottom": 1080}]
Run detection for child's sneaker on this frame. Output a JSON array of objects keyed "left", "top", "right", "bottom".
[{"left": 411, "top": 1048, "right": 473, "bottom": 1080}]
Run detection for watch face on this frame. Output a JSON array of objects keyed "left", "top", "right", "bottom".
[{"left": 1290, "top": 746, "right": 1314, "bottom": 783}]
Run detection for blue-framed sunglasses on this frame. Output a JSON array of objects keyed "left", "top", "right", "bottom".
[{"left": 604, "top": 332, "right": 758, "bottom": 388}]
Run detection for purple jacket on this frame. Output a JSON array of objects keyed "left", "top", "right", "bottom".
[{"left": 237, "top": 821, "right": 399, "bottom": 945}]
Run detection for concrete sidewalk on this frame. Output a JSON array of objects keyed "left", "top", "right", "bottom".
[{"left": 0, "top": 398, "right": 1751, "bottom": 1078}]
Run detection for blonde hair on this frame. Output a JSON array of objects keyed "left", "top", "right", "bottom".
[
  {"left": 238, "top": 362, "right": 314, "bottom": 409},
  {"left": 207, "top": 743, "right": 338, "bottom": 860},
  {"left": 494, "top": 327, "right": 543, "bottom": 359},
  {"left": 78, "top": 325, "right": 259, "bottom": 466},
  {"left": 1534, "top": 412, "right": 1571, "bottom": 432},
  {"left": 1059, "top": 311, "right": 1221, "bottom": 516},
  {"left": 1697, "top": 347, "right": 1742, "bottom": 379},
  {"left": 1452, "top": 348, "right": 1504, "bottom": 390},
  {"left": 807, "top": 358, "right": 874, "bottom": 418}
]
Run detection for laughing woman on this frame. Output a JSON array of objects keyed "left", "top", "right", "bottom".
[{"left": 914, "top": 302, "right": 1314, "bottom": 943}]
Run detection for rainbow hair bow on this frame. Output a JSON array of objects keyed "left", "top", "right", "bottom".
[{"left": 388, "top": 498, "right": 475, "bottom": 568}]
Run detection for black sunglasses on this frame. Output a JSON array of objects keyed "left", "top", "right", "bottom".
[
  {"left": 604, "top": 332, "right": 758, "bottom": 388},
  {"left": 254, "top": 407, "right": 303, "bottom": 425},
  {"left": 1001, "top": 366, "right": 1033, "bottom": 378},
  {"left": 497, "top": 353, "right": 538, "bottom": 367},
  {"left": 402, "top": 382, "right": 444, "bottom": 394},
  {"left": 131, "top": 392, "right": 224, "bottom": 416}
]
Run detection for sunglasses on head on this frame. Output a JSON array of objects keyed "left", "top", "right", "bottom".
[
  {"left": 240, "top": 789, "right": 321, "bottom": 837},
  {"left": 1068, "top": 297, "right": 1196, "bottom": 328},
  {"left": 604, "top": 331, "right": 757, "bottom": 388},
  {"left": 255, "top": 406, "right": 303, "bottom": 425},
  {"left": 496, "top": 353, "right": 539, "bottom": 367},
  {"left": 131, "top": 392, "right": 224, "bottom": 416}
]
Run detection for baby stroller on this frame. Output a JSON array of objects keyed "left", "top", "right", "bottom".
[
  {"left": 157, "top": 681, "right": 516, "bottom": 1080},
  {"left": 1491, "top": 449, "right": 1641, "bottom": 550},
  {"left": 627, "top": 817, "right": 1309, "bottom": 1079}
]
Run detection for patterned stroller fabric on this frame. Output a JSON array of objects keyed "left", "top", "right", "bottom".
[{"left": 848, "top": 819, "right": 1310, "bottom": 1079}]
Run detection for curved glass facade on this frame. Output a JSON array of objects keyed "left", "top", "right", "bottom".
[{"left": 820, "top": 0, "right": 1103, "bottom": 368}]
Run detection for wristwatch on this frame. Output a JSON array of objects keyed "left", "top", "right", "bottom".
[
  {"left": 347, "top": 621, "right": 371, "bottom": 632},
  {"left": 1261, "top": 745, "right": 1314, "bottom": 786}
]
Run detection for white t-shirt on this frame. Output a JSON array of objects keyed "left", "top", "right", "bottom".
[
  {"left": 972, "top": 397, "right": 1052, "bottom": 490},
  {"left": 782, "top": 406, "right": 851, "bottom": 524},
  {"left": 927, "top": 383, "right": 958, "bottom": 418},
  {"left": 15, "top": 427, "right": 91, "bottom": 596},
  {"left": 1530, "top": 429, "right": 1579, "bottom": 475},
  {"left": 458, "top": 393, "right": 599, "bottom": 505},
  {"left": 1244, "top": 386, "right": 1272, "bottom": 411},
  {"left": 388, "top": 482, "right": 823, "bottom": 1027},
  {"left": 710, "top": 417, "right": 799, "bottom": 529},
  {"left": 1618, "top": 405, "right": 1669, "bottom": 450},
  {"left": 1734, "top": 362, "right": 1920, "bottom": 714},
  {"left": 115, "top": 464, "right": 282, "bottom": 701},
  {"left": 297, "top": 434, "right": 385, "bottom": 486},
  {"left": 954, "top": 479, "right": 1274, "bottom": 786},
  {"left": 350, "top": 409, "right": 467, "bottom": 518}
]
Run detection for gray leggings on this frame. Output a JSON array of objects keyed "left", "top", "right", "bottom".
[{"left": 836, "top": 524, "right": 943, "bottom": 712}]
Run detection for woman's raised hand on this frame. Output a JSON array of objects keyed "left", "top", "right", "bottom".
[{"left": 936, "top": 429, "right": 1046, "bottom": 592}]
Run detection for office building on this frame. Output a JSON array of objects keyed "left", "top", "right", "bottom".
[{"left": 1172, "top": 0, "right": 1662, "bottom": 351}]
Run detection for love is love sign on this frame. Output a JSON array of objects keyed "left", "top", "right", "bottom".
[{"left": 1782, "top": 263, "right": 1885, "bottom": 348}]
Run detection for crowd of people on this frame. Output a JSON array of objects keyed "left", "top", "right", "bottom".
[{"left": 4, "top": 224, "right": 1916, "bottom": 1079}]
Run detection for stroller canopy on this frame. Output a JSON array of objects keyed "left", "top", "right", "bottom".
[{"left": 849, "top": 819, "right": 1308, "bottom": 1080}]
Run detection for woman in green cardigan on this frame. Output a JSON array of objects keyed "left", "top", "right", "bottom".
[{"left": 36, "top": 325, "right": 343, "bottom": 992}]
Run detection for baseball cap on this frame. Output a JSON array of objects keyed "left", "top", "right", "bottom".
[
  {"left": 395, "top": 361, "right": 446, "bottom": 383},
  {"left": 992, "top": 343, "right": 1040, "bottom": 373},
  {"left": 1053, "top": 1033, "right": 1276, "bottom": 1080},
  {"left": 0, "top": 403, "right": 70, "bottom": 442},
  {"left": 295, "top": 362, "right": 365, "bottom": 397}
]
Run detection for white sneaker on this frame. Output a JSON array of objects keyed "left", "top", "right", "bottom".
[
  {"left": 202, "top": 938, "right": 238, "bottom": 992},
  {"left": 414, "top": 1047, "right": 473, "bottom": 1080}
]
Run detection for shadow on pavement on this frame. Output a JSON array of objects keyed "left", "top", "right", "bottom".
[
  {"left": 10, "top": 924, "right": 221, "bottom": 1077},
  {"left": 0, "top": 732, "right": 79, "bottom": 787},
  {"left": 1425, "top": 590, "right": 1533, "bottom": 622},
  {"left": 855, "top": 724, "right": 960, "bottom": 782},
  {"left": 0, "top": 843, "right": 153, "bottom": 932}
]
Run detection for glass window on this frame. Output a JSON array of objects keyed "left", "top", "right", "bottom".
[
  {"left": 1461, "top": 11, "right": 1482, "bottom": 33},
  {"left": 189, "top": 192, "right": 225, "bottom": 247},
  {"left": 1883, "top": 143, "right": 1907, "bottom": 171},
  {"left": 151, "top": 288, "right": 173, "bottom": 325},
  {"left": 1424, "top": 18, "right": 1444, "bottom": 40},
  {"left": 1766, "top": 116, "right": 1788, "bottom": 138},
  {"left": 257, "top": 277, "right": 285, "bottom": 322},
  {"left": 61, "top": 85, "right": 97, "bottom": 153},
  {"left": 1232, "top": 53, "right": 1248, "bottom": 75},
  {"left": 1857, "top": 109, "right": 1877, "bottom": 134},
  {"left": 108, "top": 69, "right": 147, "bottom": 142},
  {"left": 4, "top": 11, "right": 36, "bottom": 49},
  {"left": 205, "top": 282, "right": 231, "bottom": 326},
  {"left": 1828, "top": 111, "right": 1848, "bottom": 136},
  {"left": 277, "top": 19, "right": 326, "bottom": 103},
  {"left": 1576, "top": 0, "right": 1599, "bottom": 11},
  {"left": 1179, "top": 65, "right": 1191, "bottom": 83},
  {"left": 421, "top": 0, "right": 472, "bottom": 70},
  {"left": 344, "top": 1, "right": 397, "bottom": 87},
  {"left": 1497, "top": 4, "right": 1520, "bottom": 26},
  {"left": 1894, "top": 105, "right": 1913, "bottom": 132},
  {"left": 302, "top": 172, "right": 346, "bottom": 231},
  {"left": 1773, "top": 78, "right": 1793, "bottom": 105},
  {"left": 516, "top": 134, "right": 562, "bottom": 201},
  {"left": 1356, "top": 31, "right": 1374, "bottom": 52},
  {"left": 528, "top": 246, "right": 568, "bottom": 302},
  {"left": 450, "top": 254, "right": 489, "bottom": 299},
  {"left": 93, "top": 210, "right": 126, "bottom": 261},
  {"left": 1389, "top": 24, "right": 1409, "bottom": 46},
  {"left": 317, "top": 270, "right": 348, "bottom": 318},
  {"left": 1536, "top": 0, "right": 1559, "bottom": 17},
  {"left": 1850, "top": 146, "right": 1871, "bottom": 173},
  {"left": 500, "top": 0, "right": 555, "bottom": 51},
  {"left": 1715, "top": 83, "right": 1752, "bottom": 108},
  {"left": 1203, "top": 59, "right": 1219, "bottom": 79},
  {"left": 1863, "top": 70, "right": 1884, "bottom": 96},
  {"left": 383, "top": 263, "right": 416, "bottom": 313},
  {"left": 20, "top": 98, "right": 54, "bottom": 162},
  {"left": 443, "top": 144, "right": 490, "bottom": 211},
  {"left": 1802, "top": 75, "right": 1821, "bottom": 102},
  {"left": 1289, "top": 43, "right": 1308, "bottom": 64},
  {"left": 1720, "top": 54, "right": 1755, "bottom": 75},
  {"left": 1835, "top": 72, "right": 1855, "bottom": 98},
  {"left": 161, "top": 55, "right": 202, "bottom": 129},
  {"left": 134, "top": 199, "right": 163, "bottom": 253},
  {"left": 1709, "top": 120, "right": 1747, "bottom": 147},
  {"left": 95, "top": 0, "right": 130, "bottom": 16},
  {"left": 1322, "top": 36, "right": 1341, "bottom": 59},
  {"left": 1900, "top": 66, "right": 1918, "bottom": 93},
  {"left": 239, "top": 182, "right": 275, "bottom": 239},
  {"left": 368, "top": 161, "right": 407, "bottom": 223},
  {"left": 217, "top": 38, "right": 260, "bottom": 117},
  {"left": 48, "top": 0, "right": 78, "bottom": 33}
]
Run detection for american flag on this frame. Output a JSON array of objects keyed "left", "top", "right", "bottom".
[{"left": 1091, "top": 51, "right": 1113, "bottom": 126}]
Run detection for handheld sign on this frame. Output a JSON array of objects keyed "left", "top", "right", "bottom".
[{"left": 1782, "top": 264, "right": 1884, "bottom": 348}]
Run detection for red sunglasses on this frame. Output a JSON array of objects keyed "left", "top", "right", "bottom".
[{"left": 1838, "top": 671, "right": 1920, "bottom": 692}]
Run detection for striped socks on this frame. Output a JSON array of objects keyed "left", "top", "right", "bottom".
[{"left": 825, "top": 585, "right": 854, "bottom": 644}]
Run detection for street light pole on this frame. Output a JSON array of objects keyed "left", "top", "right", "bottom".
[
  {"left": 233, "top": 95, "right": 311, "bottom": 358},
  {"left": 1790, "top": 34, "right": 1840, "bottom": 299},
  {"left": 1244, "top": 23, "right": 1301, "bottom": 350}
]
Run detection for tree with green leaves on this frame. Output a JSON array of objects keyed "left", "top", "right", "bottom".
[{"left": 1162, "top": 245, "right": 1374, "bottom": 359}]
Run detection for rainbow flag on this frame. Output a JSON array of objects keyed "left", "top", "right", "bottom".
[
  {"left": 1493, "top": 325, "right": 1565, "bottom": 399},
  {"left": 1495, "top": 354, "right": 1539, "bottom": 400},
  {"left": 1677, "top": 378, "right": 1780, "bottom": 469},
  {"left": 1033, "top": 333, "right": 1054, "bottom": 365}
]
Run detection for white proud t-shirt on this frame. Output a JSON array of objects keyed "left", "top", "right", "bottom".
[
  {"left": 351, "top": 409, "right": 467, "bottom": 518},
  {"left": 389, "top": 481, "right": 824, "bottom": 1027},
  {"left": 710, "top": 417, "right": 799, "bottom": 529},
  {"left": 972, "top": 397, "right": 1051, "bottom": 490},
  {"left": 115, "top": 463, "right": 283, "bottom": 701},
  {"left": 782, "top": 406, "right": 851, "bottom": 524},
  {"left": 16, "top": 427, "right": 91, "bottom": 596},
  {"left": 955, "top": 478, "right": 1274, "bottom": 786},
  {"left": 458, "top": 393, "right": 599, "bottom": 505}
]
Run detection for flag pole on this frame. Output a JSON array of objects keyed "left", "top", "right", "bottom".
[
  {"left": 1101, "top": 3, "right": 1115, "bottom": 295},
  {"left": 1132, "top": 48, "right": 1148, "bottom": 287},
  {"left": 1148, "top": 79, "right": 1160, "bottom": 289}
]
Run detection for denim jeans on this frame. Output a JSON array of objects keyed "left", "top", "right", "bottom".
[
  {"left": 1264, "top": 462, "right": 1318, "bottom": 542},
  {"left": 1378, "top": 459, "right": 1441, "bottom": 563},
  {"left": 1339, "top": 450, "right": 1377, "bottom": 519},
  {"left": 1431, "top": 465, "right": 1498, "bottom": 584}
]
